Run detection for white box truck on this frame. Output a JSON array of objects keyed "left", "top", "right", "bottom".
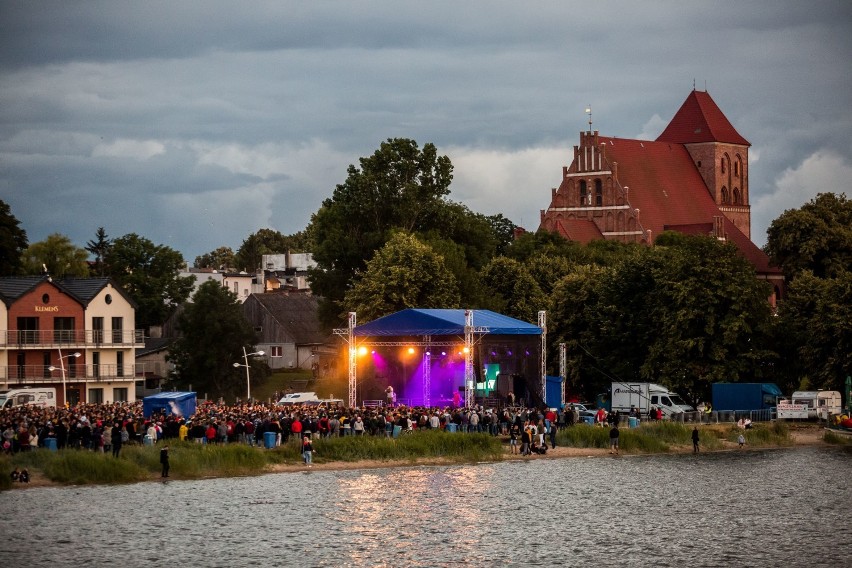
[
  {"left": 0, "top": 387, "right": 57, "bottom": 409},
  {"left": 611, "top": 382, "right": 694, "bottom": 417}
]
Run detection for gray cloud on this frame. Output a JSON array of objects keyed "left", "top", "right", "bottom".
[{"left": 2, "top": 1, "right": 851, "bottom": 260}]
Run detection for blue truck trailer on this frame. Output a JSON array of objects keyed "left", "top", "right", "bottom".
[{"left": 711, "top": 383, "right": 783, "bottom": 411}]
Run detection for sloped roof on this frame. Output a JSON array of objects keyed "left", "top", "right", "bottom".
[
  {"left": 656, "top": 90, "right": 750, "bottom": 146},
  {"left": 553, "top": 218, "right": 603, "bottom": 244},
  {"left": 600, "top": 136, "right": 779, "bottom": 274},
  {"left": 0, "top": 276, "right": 138, "bottom": 308},
  {"left": 0, "top": 276, "right": 45, "bottom": 304},
  {"left": 248, "top": 293, "right": 330, "bottom": 344},
  {"left": 354, "top": 309, "right": 542, "bottom": 337}
]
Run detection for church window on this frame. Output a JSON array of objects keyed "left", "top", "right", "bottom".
[
  {"left": 734, "top": 161, "right": 739, "bottom": 176},
  {"left": 733, "top": 188, "right": 741, "bottom": 205},
  {"left": 721, "top": 187, "right": 730, "bottom": 204},
  {"left": 579, "top": 180, "right": 587, "bottom": 205},
  {"left": 721, "top": 157, "right": 725, "bottom": 173},
  {"left": 595, "top": 179, "right": 603, "bottom": 206}
]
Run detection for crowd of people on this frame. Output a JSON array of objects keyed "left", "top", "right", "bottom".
[{"left": 1, "top": 398, "right": 585, "bottom": 456}]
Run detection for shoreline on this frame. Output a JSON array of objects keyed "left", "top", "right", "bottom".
[{"left": 6, "top": 424, "right": 833, "bottom": 490}]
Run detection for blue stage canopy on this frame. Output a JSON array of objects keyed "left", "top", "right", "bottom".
[{"left": 353, "top": 309, "right": 542, "bottom": 337}]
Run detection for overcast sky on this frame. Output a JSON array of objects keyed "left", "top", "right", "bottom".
[{"left": 2, "top": 1, "right": 850, "bottom": 262}]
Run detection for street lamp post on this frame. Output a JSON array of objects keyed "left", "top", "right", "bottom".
[
  {"left": 233, "top": 347, "right": 265, "bottom": 401},
  {"left": 48, "top": 349, "right": 81, "bottom": 407}
]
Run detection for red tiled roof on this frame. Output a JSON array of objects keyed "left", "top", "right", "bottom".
[
  {"left": 656, "top": 90, "right": 750, "bottom": 146},
  {"left": 553, "top": 218, "right": 603, "bottom": 244},
  {"left": 599, "top": 136, "right": 779, "bottom": 275}
]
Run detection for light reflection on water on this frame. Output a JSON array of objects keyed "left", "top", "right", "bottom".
[{"left": 0, "top": 447, "right": 849, "bottom": 567}]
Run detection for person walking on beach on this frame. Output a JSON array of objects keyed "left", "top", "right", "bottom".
[
  {"left": 609, "top": 424, "right": 620, "bottom": 455},
  {"left": 692, "top": 427, "right": 700, "bottom": 453},
  {"left": 160, "top": 445, "right": 170, "bottom": 478}
]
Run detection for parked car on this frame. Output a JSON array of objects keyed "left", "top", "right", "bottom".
[{"left": 566, "top": 402, "right": 596, "bottom": 418}]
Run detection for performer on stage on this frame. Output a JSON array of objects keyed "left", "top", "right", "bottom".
[{"left": 386, "top": 386, "right": 395, "bottom": 407}]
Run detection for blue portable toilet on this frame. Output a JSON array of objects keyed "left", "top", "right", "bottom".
[
  {"left": 143, "top": 392, "right": 197, "bottom": 419},
  {"left": 545, "top": 375, "right": 563, "bottom": 409}
]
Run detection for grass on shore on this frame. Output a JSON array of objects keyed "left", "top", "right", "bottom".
[
  {"left": 0, "top": 430, "right": 504, "bottom": 489},
  {"left": 557, "top": 421, "right": 792, "bottom": 453}
]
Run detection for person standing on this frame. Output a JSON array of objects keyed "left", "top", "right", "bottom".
[
  {"left": 302, "top": 436, "right": 314, "bottom": 466},
  {"left": 609, "top": 424, "right": 620, "bottom": 455},
  {"left": 738, "top": 433, "right": 745, "bottom": 449},
  {"left": 111, "top": 422, "right": 123, "bottom": 458},
  {"left": 692, "top": 426, "right": 700, "bottom": 453},
  {"left": 160, "top": 445, "right": 170, "bottom": 478}
]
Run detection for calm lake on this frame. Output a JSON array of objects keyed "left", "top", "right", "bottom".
[{"left": 1, "top": 446, "right": 850, "bottom": 567}]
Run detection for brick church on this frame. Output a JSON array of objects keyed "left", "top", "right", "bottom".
[{"left": 539, "top": 89, "right": 784, "bottom": 303}]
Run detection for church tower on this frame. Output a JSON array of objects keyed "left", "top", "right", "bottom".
[{"left": 656, "top": 90, "right": 752, "bottom": 238}]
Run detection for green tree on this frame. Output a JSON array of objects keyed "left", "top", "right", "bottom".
[
  {"left": 85, "top": 227, "right": 112, "bottom": 277},
  {"left": 343, "top": 232, "right": 460, "bottom": 323},
  {"left": 549, "top": 234, "right": 775, "bottom": 405},
  {"left": 777, "top": 270, "right": 852, "bottom": 392},
  {"left": 480, "top": 256, "right": 547, "bottom": 323},
  {"left": 0, "top": 199, "right": 28, "bottom": 276},
  {"left": 309, "top": 138, "right": 453, "bottom": 326},
  {"left": 105, "top": 233, "right": 195, "bottom": 330},
  {"left": 21, "top": 233, "right": 89, "bottom": 278},
  {"left": 194, "top": 246, "right": 236, "bottom": 270},
  {"left": 765, "top": 192, "right": 852, "bottom": 280},
  {"left": 233, "top": 228, "right": 310, "bottom": 271},
  {"left": 167, "top": 280, "right": 263, "bottom": 399},
  {"left": 487, "top": 213, "right": 517, "bottom": 256}
]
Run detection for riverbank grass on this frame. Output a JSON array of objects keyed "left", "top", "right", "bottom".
[{"left": 557, "top": 422, "right": 726, "bottom": 453}]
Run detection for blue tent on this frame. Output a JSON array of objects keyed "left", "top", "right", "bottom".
[
  {"left": 353, "top": 309, "right": 542, "bottom": 337},
  {"left": 143, "top": 391, "right": 197, "bottom": 419}
]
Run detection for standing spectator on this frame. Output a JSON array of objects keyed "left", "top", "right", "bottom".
[
  {"left": 609, "top": 424, "right": 620, "bottom": 455},
  {"left": 111, "top": 422, "right": 123, "bottom": 457},
  {"left": 160, "top": 445, "right": 170, "bottom": 478},
  {"left": 692, "top": 426, "right": 700, "bottom": 453},
  {"left": 302, "top": 435, "right": 314, "bottom": 466}
]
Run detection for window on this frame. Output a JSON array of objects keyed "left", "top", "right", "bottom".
[
  {"left": 734, "top": 161, "right": 739, "bottom": 176},
  {"left": 234, "top": 282, "right": 239, "bottom": 294},
  {"left": 579, "top": 180, "right": 587, "bottom": 205},
  {"left": 88, "top": 388, "right": 104, "bottom": 404},
  {"left": 733, "top": 188, "right": 741, "bottom": 205},
  {"left": 54, "top": 317, "right": 75, "bottom": 344},
  {"left": 113, "top": 388, "right": 128, "bottom": 402},
  {"left": 93, "top": 351, "right": 100, "bottom": 379},
  {"left": 16, "top": 317, "right": 38, "bottom": 344},
  {"left": 43, "top": 351, "right": 52, "bottom": 378},
  {"left": 92, "top": 317, "right": 104, "bottom": 344},
  {"left": 117, "top": 351, "right": 124, "bottom": 377},
  {"left": 271, "top": 346, "right": 283, "bottom": 357},
  {"left": 112, "top": 317, "right": 124, "bottom": 344},
  {"left": 595, "top": 179, "right": 603, "bottom": 206},
  {"left": 721, "top": 157, "right": 726, "bottom": 173},
  {"left": 721, "top": 187, "right": 730, "bottom": 204}
]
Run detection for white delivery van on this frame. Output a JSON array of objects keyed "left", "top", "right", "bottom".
[
  {"left": 611, "top": 382, "right": 694, "bottom": 417},
  {"left": 0, "top": 387, "right": 58, "bottom": 409}
]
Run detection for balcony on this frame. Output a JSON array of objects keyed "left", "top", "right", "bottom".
[
  {"left": 0, "top": 329, "right": 146, "bottom": 349},
  {"left": 0, "top": 362, "right": 162, "bottom": 386}
]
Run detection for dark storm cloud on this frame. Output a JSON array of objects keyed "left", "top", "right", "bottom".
[{"left": 1, "top": 1, "right": 851, "bottom": 260}]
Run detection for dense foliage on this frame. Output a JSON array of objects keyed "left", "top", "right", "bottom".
[
  {"left": 104, "top": 233, "right": 195, "bottom": 330},
  {"left": 167, "top": 280, "right": 264, "bottom": 398},
  {"left": 0, "top": 199, "right": 28, "bottom": 276},
  {"left": 21, "top": 233, "right": 89, "bottom": 278}
]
